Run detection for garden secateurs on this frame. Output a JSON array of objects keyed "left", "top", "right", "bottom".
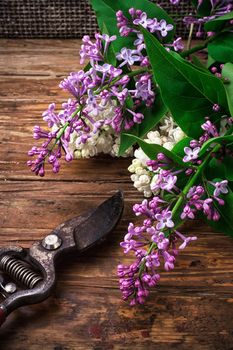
[{"left": 0, "top": 191, "right": 123, "bottom": 326}]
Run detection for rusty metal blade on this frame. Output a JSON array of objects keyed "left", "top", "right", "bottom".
[
  {"left": 73, "top": 190, "right": 124, "bottom": 251},
  {"left": 51, "top": 191, "right": 124, "bottom": 252}
]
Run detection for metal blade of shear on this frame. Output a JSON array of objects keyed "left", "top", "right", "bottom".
[
  {"left": 73, "top": 190, "right": 124, "bottom": 251},
  {"left": 46, "top": 190, "right": 124, "bottom": 254}
]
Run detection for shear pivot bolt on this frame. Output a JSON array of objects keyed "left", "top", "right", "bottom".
[
  {"left": 42, "top": 234, "right": 62, "bottom": 250},
  {"left": 4, "top": 282, "right": 17, "bottom": 294}
]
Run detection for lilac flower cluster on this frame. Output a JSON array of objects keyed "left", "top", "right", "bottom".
[
  {"left": 118, "top": 198, "right": 197, "bottom": 305},
  {"left": 116, "top": 9, "right": 184, "bottom": 52},
  {"left": 28, "top": 33, "right": 152, "bottom": 175},
  {"left": 28, "top": 7, "right": 186, "bottom": 176},
  {"left": 118, "top": 119, "right": 231, "bottom": 304},
  {"left": 183, "top": 0, "right": 232, "bottom": 37}
]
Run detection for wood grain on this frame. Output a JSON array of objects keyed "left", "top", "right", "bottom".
[{"left": 0, "top": 39, "right": 233, "bottom": 350}]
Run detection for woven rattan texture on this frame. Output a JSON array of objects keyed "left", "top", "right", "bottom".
[{"left": 0, "top": 0, "right": 193, "bottom": 38}]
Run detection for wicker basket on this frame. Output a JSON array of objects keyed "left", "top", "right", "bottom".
[{"left": 0, "top": 0, "right": 193, "bottom": 38}]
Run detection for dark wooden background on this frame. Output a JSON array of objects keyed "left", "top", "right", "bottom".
[{"left": 0, "top": 40, "right": 233, "bottom": 350}]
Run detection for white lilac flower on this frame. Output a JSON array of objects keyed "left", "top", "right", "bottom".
[
  {"left": 163, "top": 141, "right": 175, "bottom": 150},
  {"left": 172, "top": 127, "right": 185, "bottom": 142},
  {"left": 110, "top": 136, "right": 133, "bottom": 158},
  {"left": 134, "top": 148, "right": 150, "bottom": 166},
  {"left": 128, "top": 115, "right": 186, "bottom": 198},
  {"left": 145, "top": 131, "right": 163, "bottom": 145}
]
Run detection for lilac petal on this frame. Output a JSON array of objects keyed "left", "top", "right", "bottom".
[
  {"left": 213, "top": 189, "right": 220, "bottom": 197},
  {"left": 164, "top": 211, "right": 172, "bottom": 219},
  {"left": 184, "top": 147, "right": 192, "bottom": 155},
  {"left": 166, "top": 219, "right": 174, "bottom": 228},
  {"left": 221, "top": 187, "right": 228, "bottom": 194},
  {"left": 156, "top": 221, "right": 165, "bottom": 230},
  {"left": 167, "top": 24, "right": 174, "bottom": 30},
  {"left": 155, "top": 213, "right": 163, "bottom": 221}
]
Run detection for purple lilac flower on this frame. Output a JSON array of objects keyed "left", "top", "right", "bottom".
[
  {"left": 175, "top": 231, "right": 197, "bottom": 250},
  {"left": 183, "top": 147, "right": 200, "bottom": 162},
  {"left": 160, "top": 174, "right": 177, "bottom": 191},
  {"left": 118, "top": 195, "right": 195, "bottom": 304},
  {"left": 130, "top": 74, "right": 155, "bottom": 106},
  {"left": 133, "top": 12, "right": 154, "bottom": 28},
  {"left": 127, "top": 109, "right": 144, "bottom": 124},
  {"left": 99, "top": 33, "right": 116, "bottom": 54},
  {"left": 31, "top": 24, "right": 167, "bottom": 175},
  {"left": 213, "top": 103, "right": 220, "bottom": 112},
  {"left": 165, "top": 37, "right": 184, "bottom": 52},
  {"left": 134, "top": 33, "right": 144, "bottom": 47},
  {"left": 157, "top": 20, "right": 174, "bottom": 37},
  {"left": 116, "top": 10, "right": 132, "bottom": 37},
  {"left": 212, "top": 180, "right": 228, "bottom": 197},
  {"left": 152, "top": 232, "right": 169, "bottom": 250},
  {"left": 201, "top": 120, "right": 219, "bottom": 137},
  {"left": 80, "top": 34, "right": 103, "bottom": 64},
  {"left": 155, "top": 210, "right": 174, "bottom": 230},
  {"left": 117, "top": 7, "right": 176, "bottom": 45},
  {"left": 183, "top": 1, "right": 232, "bottom": 38},
  {"left": 42, "top": 103, "right": 60, "bottom": 128},
  {"left": 172, "top": 37, "right": 184, "bottom": 51},
  {"left": 180, "top": 205, "right": 195, "bottom": 220},
  {"left": 119, "top": 119, "right": 230, "bottom": 304},
  {"left": 170, "top": 0, "right": 180, "bottom": 4},
  {"left": 116, "top": 48, "right": 142, "bottom": 67},
  {"left": 59, "top": 71, "right": 88, "bottom": 99}
]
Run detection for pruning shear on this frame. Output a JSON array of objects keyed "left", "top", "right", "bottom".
[{"left": 0, "top": 191, "right": 123, "bottom": 327}]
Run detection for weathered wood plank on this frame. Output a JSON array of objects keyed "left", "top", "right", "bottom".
[
  {"left": 0, "top": 39, "right": 232, "bottom": 350},
  {"left": 0, "top": 290, "right": 233, "bottom": 350}
]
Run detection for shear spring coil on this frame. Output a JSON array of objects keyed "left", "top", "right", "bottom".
[{"left": 0, "top": 255, "right": 42, "bottom": 289}]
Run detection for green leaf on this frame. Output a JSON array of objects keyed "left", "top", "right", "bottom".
[
  {"left": 141, "top": 27, "right": 229, "bottom": 138},
  {"left": 222, "top": 63, "right": 233, "bottom": 116},
  {"left": 191, "top": 55, "right": 207, "bottom": 71},
  {"left": 199, "top": 135, "right": 233, "bottom": 156},
  {"left": 222, "top": 156, "right": 233, "bottom": 181},
  {"left": 206, "top": 180, "right": 233, "bottom": 237},
  {"left": 207, "top": 54, "right": 216, "bottom": 68},
  {"left": 205, "top": 157, "right": 225, "bottom": 179},
  {"left": 208, "top": 32, "right": 233, "bottom": 63},
  {"left": 191, "top": 0, "right": 212, "bottom": 17},
  {"left": 120, "top": 134, "right": 188, "bottom": 167},
  {"left": 89, "top": 0, "right": 175, "bottom": 52},
  {"left": 204, "top": 11, "right": 233, "bottom": 32},
  {"left": 118, "top": 95, "right": 167, "bottom": 156}
]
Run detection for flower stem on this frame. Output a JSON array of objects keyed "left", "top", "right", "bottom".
[
  {"left": 181, "top": 31, "right": 222, "bottom": 58},
  {"left": 49, "top": 106, "right": 82, "bottom": 153},
  {"left": 186, "top": 23, "right": 194, "bottom": 51},
  {"left": 171, "top": 142, "right": 224, "bottom": 222},
  {"left": 138, "top": 143, "right": 223, "bottom": 278},
  {"left": 172, "top": 124, "right": 233, "bottom": 216},
  {"left": 181, "top": 42, "right": 208, "bottom": 58}
]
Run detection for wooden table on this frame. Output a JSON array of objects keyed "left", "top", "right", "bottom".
[{"left": 0, "top": 39, "right": 233, "bottom": 350}]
